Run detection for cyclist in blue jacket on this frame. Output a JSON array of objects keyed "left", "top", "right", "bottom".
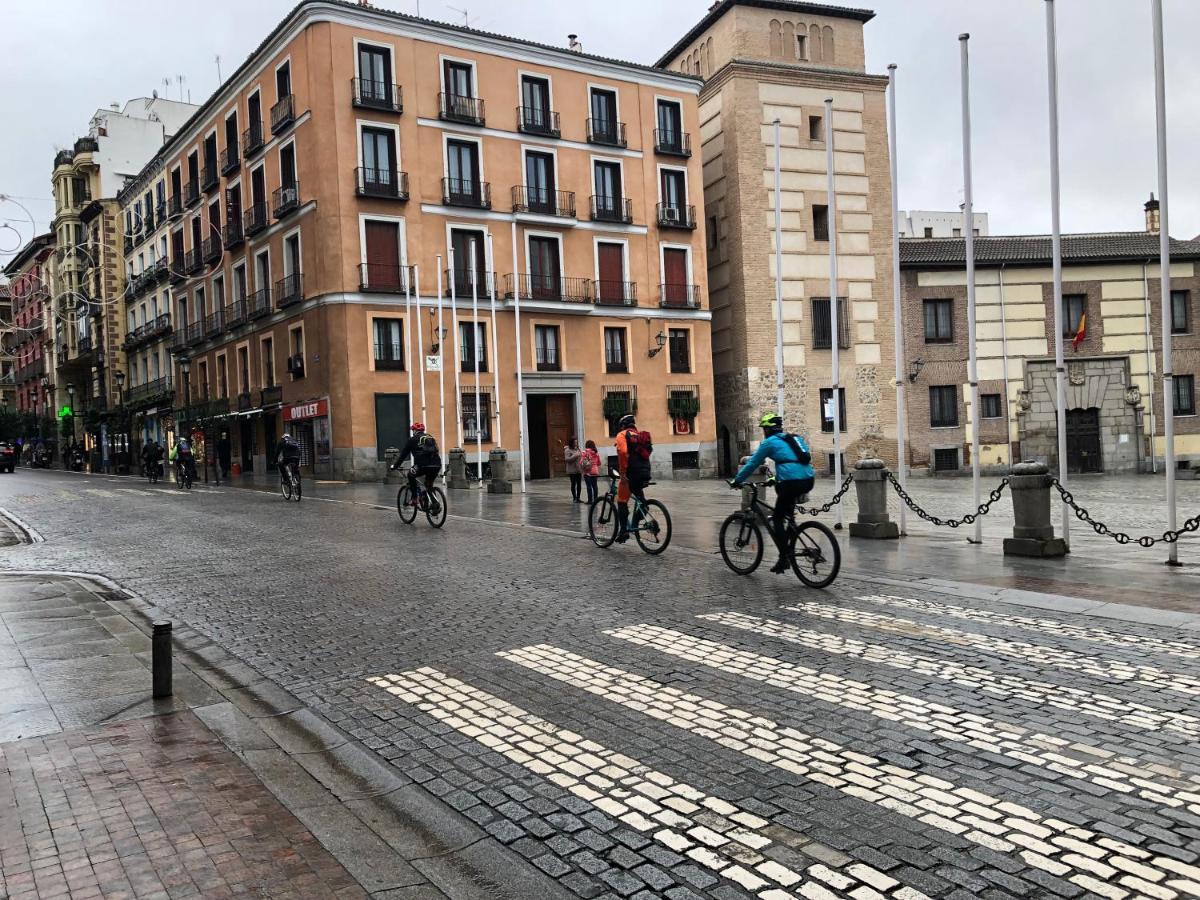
[{"left": 732, "top": 413, "right": 816, "bottom": 573}]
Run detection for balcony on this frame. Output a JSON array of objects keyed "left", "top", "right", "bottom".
[
  {"left": 202, "top": 235, "right": 222, "bottom": 264},
  {"left": 660, "top": 283, "right": 701, "bottom": 309},
  {"left": 594, "top": 281, "right": 637, "bottom": 307},
  {"left": 352, "top": 78, "right": 402, "bottom": 113},
  {"left": 185, "top": 180, "right": 200, "bottom": 208},
  {"left": 271, "top": 94, "right": 296, "bottom": 134},
  {"left": 261, "top": 385, "right": 282, "bottom": 407},
  {"left": 186, "top": 321, "right": 205, "bottom": 346},
  {"left": 242, "top": 122, "right": 265, "bottom": 158},
  {"left": 184, "top": 247, "right": 203, "bottom": 275},
  {"left": 169, "top": 329, "right": 187, "bottom": 353},
  {"left": 243, "top": 201, "right": 269, "bottom": 236},
  {"left": 201, "top": 165, "right": 219, "bottom": 193},
  {"left": 223, "top": 219, "right": 244, "bottom": 249},
  {"left": 152, "top": 257, "right": 169, "bottom": 282},
  {"left": 77, "top": 334, "right": 94, "bottom": 355},
  {"left": 355, "top": 167, "right": 409, "bottom": 200},
  {"left": 169, "top": 257, "right": 187, "bottom": 284},
  {"left": 168, "top": 193, "right": 183, "bottom": 217},
  {"left": 657, "top": 202, "right": 697, "bottom": 230},
  {"left": 275, "top": 273, "right": 303, "bottom": 309},
  {"left": 504, "top": 274, "right": 592, "bottom": 304},
  {"left": 590, "top": 195, "right": 633, "bottom": 225},
  {"left": 517, "top": 106, "right": 560, "bottom": 138},
  {"left": 587, "top": 118, "right": 627, "bottom": 148},
  {"left": 126, "top": 376, "right": 174, "bottom": 407},
  {"left": 439, "top": 92, "right": 485, "bottom": 126},
  {"left": 373, "top": 342, "right": 405, "bottom": 371},
  {"left": 156, "top": 199, "right": 167, "bottom": 222},
  {"left": 225, "top": 301, "right": 248, "bottom": 329},
  {"left": 248, "top": 287, "right": 273, "bottom": 319},
  {"left": 221, "top": 143, "right": 240, "bottom": 176},
  {"left": 444, "top": 268, "right": 494, "bottom": 300},
  {"left": 654, "top": 129, "right": 692, "bottom": 158},
  {"left": 359, "top": 263, "right": 413, "bottom": 293},
  {"left": 442, "top": 178, "right": 490, "bottom": 209},
  {"left": 273, "top": 181, "right": 300, "bottom": 218},
  {"left": 205, "top": 308, "right": 225, "bottom": 337},
  {"left": 511, "top": 186, "right": 575, "bottom": 220}
]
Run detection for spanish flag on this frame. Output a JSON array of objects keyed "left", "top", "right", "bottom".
[{"left": 1072, "top": 312, "right": 1087, "bottom": 350}]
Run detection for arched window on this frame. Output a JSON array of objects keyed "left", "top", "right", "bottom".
[
  {"left": 769, "top": 20, "right": 782, "bottom": 57},
  {"left": 809, "top": 24, "right": 823, "bottom": 63},
  {"left": 705, "top": 37, "right": 713, "bottom": 76},
  {"left": 823, "top": 26, "right": 835, "bottom": 63},
  {"left": 795, "top": 22, "right": 808, "bottom": 60},
  {"left": 783, "top": 22, "right": 795, "bottom": 58}
]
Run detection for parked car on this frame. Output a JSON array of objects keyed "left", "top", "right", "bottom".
[{"left": 0, "top": 443, "right": 16, "bottom": 473}]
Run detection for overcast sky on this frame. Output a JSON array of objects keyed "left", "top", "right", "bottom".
[{"left": 3, "top": 0, "right": 1199, "bottom": 260}]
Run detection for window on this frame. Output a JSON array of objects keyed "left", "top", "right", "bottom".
[
  {"left": 593, "top": 160, "right": 623, "bottom": 216},
  {"left": 811, "top": 297, "right": 850, "bottom": 349},
  {"left": 707, "top": 215, "right": 718, "bottom": 252},
  {"left": 656, "top": 99, "right": 683, "bottom": 151},
  {"left": 276, "top": 62, "right": 291, "bottom": 101},
  {"left": 973, "top": 228, "right": 980, "bottom": 236},
  {"left": 930, "top": 385, "right": 958, "bottom": 428},
  {"left": 819, "top": 387, "right": 847, "bottom": 433},
  {"left": 217, "top": 355, "right": 228, "bottom": 398},
  {"left": 534, "top": 325, "right": 560, "bottom": 372},
  {"left": 660, "top": 169, "right": 687, "bottom": 218},
  {"left": 446, "top": 139, "right": 481, "bottom": 202},
  {"left": 590, "top": 88, "right": 619, "bottom": 142},
  {"left": 1063, "top": 294, "right": 1086, "bottom": 337},
  {"left": 604, "top": 390, "right": 635, "bottom": 437},
  {"left": 289, "top": 327, "right": 305, "bottom": 379},
  {"left": 262, "top": 337, "right": 276, "bottom": 387},
  {"left": 280, "top": 143, "right": 297, "bottom": 189},
  {"left": 524, "top": 150, "right": 556, "bottom": 213},
  {"left": 462, "top": 391, "right": 491, "bottom": 442},
  {"left": 374, "top": 318, "right": 404, "bottom": 370},
  {"left": 444, "top": 61, "right": 474, "bottom": 99},
  {"left": 459, "top": 321, "right": 487, "bottom": 373},
  {"left": 923, "top": 299, "right": 954, "bottom": 343},
  {"left": 952, "top": 227, "right": 962, "bottom": 237},
  {"left": 358, "top": 43, "right": 393, "bottom": 104},
  {"left": 198, "top": 361, "right": 209, "bottom": 399},
  {"left": 213, "top": 275, "right": 225, "bottom": 312},
  {"left": 812, "top": 204, "right": 829, "bottom": 242},
  {"left": 233, "top": 264, "right": 247, "bottom": 303},
  {"left": 1171, "top": 290, "right": 1190, "bottom": 334},
  {"left": 934, "top": 448, "right": 960, "bottom": 472},
  {"left": 361, "top": 127, "right": 397, "bottom": 189},
  {"left": 668, "top": 328, "right": 690, "bottom": 373},
  {"left": 238, "top": 347, "right": 250, "bottom": 394},
  {"left": 980, "top": 393, "right": 1002, "bottom": 418},
  {"left": 1175, "top": 375, "right": 1196, "bottom": 416},
  {"left": 520, "top": 75, "right": 553, "bottom": 133},
  {"left": 797, "top": 34, "right": 808, "bottom": 60},
  {"left": 808, "top": 115, "right": 822, "bottom": 141},
  {"left": 604, "top": 327, "right": 627, "bottom": 373},
  {"left": 923, "top": 226, "right": 933, "bottom": 238}
]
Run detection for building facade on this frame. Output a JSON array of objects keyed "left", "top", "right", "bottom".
[
  {"left": 899, "top": 209, "right": 989, "bottom": 239},
  {"left": 659, "top": 0, "right": 898, "bottom": 476},
  {"left": 900, "top": 226, "right": 1200, "bottom": 475},
  {"left": 118, "top": 0, "right": 715, "bottom": 481},
  {"left": 2, "top": 233, "right": 56, "bottom": 420}
]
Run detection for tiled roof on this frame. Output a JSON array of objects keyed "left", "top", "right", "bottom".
[{"left": 899, "top": 232, "right": 1200, "bottom": 268}]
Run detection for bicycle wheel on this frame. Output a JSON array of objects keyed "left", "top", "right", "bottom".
[
  {"left": 281, "top": 475, "right": 292, "bottom": 501},
  {"left": 184, "top": 471, "right": 193, "bottom": 491},
  {"left": 634, "top": 500, "right": 672, "bottom": 555},
  {"left": 719, "top": 512, "right": 764, "bottom": 575},
  {"left": 588, "top": 496, "right": 618, "bottom": 548},
  {"left": 397, "top": 486, "right": 417, "bottom": 524},
  {"left": 425, "top": 487, "right": 447, "bottom": 528},
  {"left": 293, "top": 475, "right": 302, "bottom": 502},
  {"left": 790, "top": 520, "right": 841, "bottom": 589}
]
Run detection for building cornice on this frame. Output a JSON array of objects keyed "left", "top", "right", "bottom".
[{"left": 702, "top": 57, "right": 889, "bottom": 98}]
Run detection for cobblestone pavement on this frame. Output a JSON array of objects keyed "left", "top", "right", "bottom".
[{"left": 3, "top": 469, "right": 1200, "bottom": 900}]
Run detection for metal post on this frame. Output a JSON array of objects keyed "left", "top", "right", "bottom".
[
  {"left": 436, "top": 257, "right": 448, "bottom": 479},
  {"left": 1045, "top": 1, "right": 1070, "bottom": 548},
  {"left": 887, "top": 65, "right": 907, "bottom": 535},
  {"left": 469, "top": 238, "right": 482, "bottom": 484},
  {"left": 152, "top": 621, "right": 172, "bottom": 698},
  {"left": 960, "top": 35, "right": 982, "bottom": 544},
  {"left": 448, "top": 247, "right": 464, "bottom": 449},
  {"left": 1152, "top": 0, "right": 1179, "bottom": 565},
  {"left": 414, "top": 266, "right": 427, "bottom": 423},
  {"left": 404, "top": 270, "right": 414, "bottom": 426},
  {"left": 511, "top": 221, "right": 527, "bottom": 493},
  {"left": 1142, "top": 261, "right": 1157, "bottom": 473},
  {"left": 998, "top": 265, "right": 1016, "bottom": 468},
  {"left": 772, "top": 119, "right": 786, "bottom": 419},
  {"left": 486, "top": 233, "right": 503, "bottom": 448},
  {"left": 823, "top": 98, "right": 843, "bottom": 529}
]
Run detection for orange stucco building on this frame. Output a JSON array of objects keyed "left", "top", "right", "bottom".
[{"left": 118, "top": 0, "right": 715, "bottom": 480}]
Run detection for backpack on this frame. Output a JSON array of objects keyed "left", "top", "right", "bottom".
[
  {"left": 781, "top": 433, "right": 811, "bottom": 466},
  {"left": 414, "top": 432, "right": 440, "bottom": 466},
  {"left": 625, "top": 429, "right": 653, "bottom": 463},
  {"left": 579, "top": 449, "right": 598, "bottom": 476}
]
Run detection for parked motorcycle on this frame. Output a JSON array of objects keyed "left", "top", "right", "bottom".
[{"left": 69, "top": 448, "right": 85, "bottom": 472}]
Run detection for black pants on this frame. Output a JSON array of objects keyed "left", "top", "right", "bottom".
[
  {"left": 772, "top": 477, "right": 815, "bottom": 550},
  {"left": 568, "top": 473, "right": 582, "bottom": 500},
  {"left": 408, "top": 465, "right": 440, "bottom": 495}
]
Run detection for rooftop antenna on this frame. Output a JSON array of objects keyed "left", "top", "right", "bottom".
[
  {"left": 215, "top": 55, "right": 222, "bottom": 83},
  {"left": 447, "top": 4, "right": 470, "bottom": 26},
  {"left": 177, "top": 74, "right": 185, "bottom": 102}
]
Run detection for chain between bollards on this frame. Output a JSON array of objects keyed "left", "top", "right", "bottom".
[
  {"left": 885, "top": 471, "right": 1009, "bottom": 528},
  {"left": 1050, "top": 478, "right": 1200, "bottom": 547},
  {"left": 796, "top": 472, "right": 855, "bottom": 517}
]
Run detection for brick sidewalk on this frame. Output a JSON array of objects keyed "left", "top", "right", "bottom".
[{"left": 0, "top": 711, "right": 365, "bottom": 900}]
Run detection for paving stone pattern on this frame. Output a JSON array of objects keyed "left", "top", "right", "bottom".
[{"left": 2, "top": 470, "right": 1200, "bottom": 899}]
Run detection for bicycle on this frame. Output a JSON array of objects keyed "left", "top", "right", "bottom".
[
  {"left": 588, "top": 470, "right": 672, "bottom": 554},
  {"left": 719, "top": 478, "right": 840, "bottom": 588},
  {"left": 144, "top": 461, "right": 162, "bottom": 484},
  {"left": 175, "top": 460, "right": 194, "bottom": 491},
  {"left": 397, "top": 471, "right": 447, "bottom": 528},
  {"left": 280, "top": 463, "right": 302, "bottom": 501}
]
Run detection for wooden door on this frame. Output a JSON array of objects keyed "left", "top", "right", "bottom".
[
  {"left": 546, "top": 395, "right": 574, "bottom": 477},
  {"left": 364, "top": 221, "right": 399, "bottom": 289},
  {"left": 662, "top": 247, "right": 689, "bottom": 305},
  {"left": 597, "top": 243, "right": 624, "bottom": 303}
]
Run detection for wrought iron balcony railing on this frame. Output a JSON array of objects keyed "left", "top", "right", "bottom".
[
  {"left": 593, "top": 281, "right": 637, "bottom": 307},
  {"left": 504, "top": 273, "right": 592, "bottom": 303},
  {"left": 659, "top": 283, "right": 701, "bottom": 309},
  {"left": 270, "top": 94, "right": 295, "bottom": 134},
  {"left": 511, "top": 186, "right": 575, "bottom": 219},
  {"left": 352, "top": 78, "right": 402, "bottom": 113},
  {"left": 272, "top": 182, "right": 300, "bottom": 218},
  {"left": 359, "top": 263, "right": 413, "bottom": 293},
  {"left": 654, "top": 129, "right": 692, "bottom": 157},
  {"left": 275, "top": 273, "right": 303, "bottom": 309},
  {"left": 656, "top": 202, "right": 697, "bottom": 230},
  {"left": 586, "top": 118, "right": 626, "bottom": 147},
  {"left": 517, "top": 106, "right": 560, "bottom": 137},
  {"left": 439, "top": 92, "right": 485, "bottom": 125},
  {"left": 355, "top": 167, "right": 409, "bottom": 200},
  {"left": 590, "top": 195, "right": 632, "bottom": 224},
  {"left": 442, "top": 178, "right": 490, "bottom": 209}
]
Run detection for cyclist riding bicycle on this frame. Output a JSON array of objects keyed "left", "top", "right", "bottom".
[
  {"left": 169, "top": 437, "right": 196, "bottom": 482},
  {"left": 142, "top": 440, "right": 164, "bottom": 477},
  {"left": 276, "top": 433, "right": 302, "bottom": 483},
  {"left": 390, "top": 423, "right": 442, "bottom": 513},
  {"left": 731, "top": 413, "right": 815, "bottom": 573},
  {"left": 614, "top": 413, "right": 652, "bottom": 543}
]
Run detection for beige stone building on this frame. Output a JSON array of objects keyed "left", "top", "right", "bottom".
[{"left": 659, "top": 0, "right": 897, "bottom": 475}]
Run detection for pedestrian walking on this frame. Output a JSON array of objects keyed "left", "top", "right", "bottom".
[
  {"left": 564, "top": 437, "right": 583, "bottom": 502},
  {"left": 580, "top": 439, "right": 601, "bottom": 505},
  {"left": 217, "top": 432, "right": 232, "bottom": 483}
]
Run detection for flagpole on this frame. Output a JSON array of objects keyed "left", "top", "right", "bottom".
[
  {"left": 887, "top": 64, "right": 907, "bottom": 535},
  {"left": 449, "top": 246, "right": 463, "bottom": 449},
  {"left": 511, "top": 221, "right": 527, "bottom": 493},
  {"left": 486, "top": 233, "right": 503, "bottom": 448},
  {"left": 436, "top": 258, "right": 447, "bottom": 480},
  {"left": 413, "top": 265, "right": 427, "bottom": 424},
  {"left": 1045, "top": 0, "right": 1070, "bottom": 549},
  {"left": 772, "top": 118, "right": 786, "bottom": 419},
  {"left": 957, "top": 36, "right": 982, "bottom": 544},
  {"left": 824, "top": 98, "right": 843, "bottom": 530},
  {"left": 1152, "top": 0, "right": 1179, "bottom": 566},
  {"left": 470, "top": 238, "right": 482, "bottom": 484},
  {"left": 403, "top": 268, "right": 414, "bottom": 427}
]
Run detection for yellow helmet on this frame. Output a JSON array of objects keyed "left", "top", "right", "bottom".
[{"left": 759, "top": 412, "right": 783, "bottom": 429}]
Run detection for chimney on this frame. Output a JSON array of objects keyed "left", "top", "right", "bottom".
[
  {"left": 1145, "top": 193, "right": 1161, "bottom": 234},
  {"left": 568, "top": 34, "right": 582, "bottom": 53}
]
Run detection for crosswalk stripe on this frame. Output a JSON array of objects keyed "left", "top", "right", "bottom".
[
  {"left": 499, "top": 645, "right": 1200, "bottom": 899},
  {"left": 856, "top": 594, "right": 1200, "bottom": 662},
  {"left": 606, "top": 623, "right": 1200, "bottom": 813},
  {"left": 702, "top": 611, "right": 1200, "bottom": 741},
  {"left": 369, "top": 668, "right": 926, "bottom": 900},
  {"left": 788, "top": 601, "right": 1200, "bottom": 698}
]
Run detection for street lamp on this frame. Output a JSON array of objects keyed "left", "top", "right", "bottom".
[
  {"left": 114, "top": 370, "right": 126, "bottom": 474},
  {"left": 66, "top": 383, "right": 76, "bottom": 446},
  {"left": 39, "top": 376, "right": 48, "bottom": 441}
]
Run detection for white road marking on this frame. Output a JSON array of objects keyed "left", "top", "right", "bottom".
[
  {"left": 82, "top": 488, "right": 120, "bottom": 498},
  {"left": 369, "top": 668, "right": 923, "bottom": 900},
  {"left": 789, "top": 601, "right": 1200, "bottom": 698},
  {"left": 856, "top": 593, "right": 1200, "bottom": 662},
  {"left": 702, "top": 611, "right": 1200, "bottom": 741},
  {"left": 499, "top": 644, "right": 1200, "bottom": 899},
  {"left": 606, "top": 623, "right": 1200, "bottom": 814}
]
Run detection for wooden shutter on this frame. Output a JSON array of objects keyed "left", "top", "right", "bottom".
[
  {"left": 364, "top": 221, "right": 400, "bottom": 289},
  {"left": 598, "top": 243, "right": 624, "bottom": 301}
]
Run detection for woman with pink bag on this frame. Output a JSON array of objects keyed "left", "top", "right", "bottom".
[{"left": 579, "top": 439, "right": 602, "bottom": 505}]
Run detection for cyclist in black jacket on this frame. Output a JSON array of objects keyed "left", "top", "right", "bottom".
[{"left": 391, "top": 423, "right": 442, "bottom": 511}]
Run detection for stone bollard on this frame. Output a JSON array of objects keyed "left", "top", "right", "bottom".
[
  {"left": 384, "top": 447, "right": 403, "bottom": 484},
  {"left": 447, "top": 448, "right": 469, "bottom": 490},
  {"left": 152, "top": 621, "right": 173, "bottom": 698},
  {"left": 1003, "top": 460, "right": 1068, "bottom": 557},
  {"left": 848, "top": 458, "right": 900, "bottom": 539},
  {"left": 487, "top": 448, "right": 512, "bottom": 494}
]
